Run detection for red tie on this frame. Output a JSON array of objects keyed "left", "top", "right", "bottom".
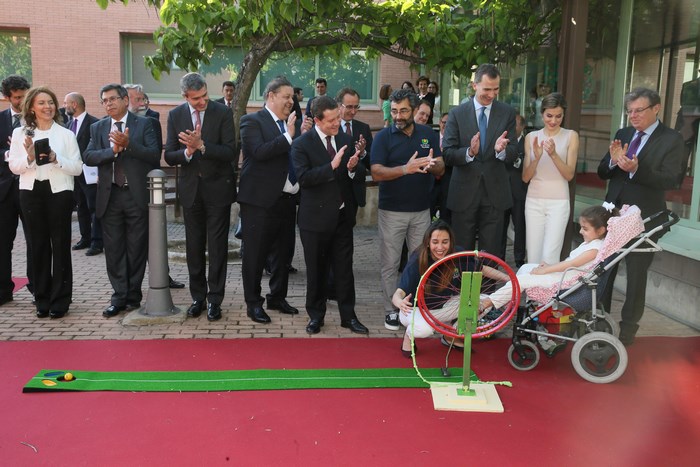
[
  {"left": 113, "top": 121, "right": 127, "bottom": 187},
  {"left": 345, "top": 122, "right": 352, "bottom": 136},
  {"left": 326, "top": 136, "right": 336, "bottom": 157},
  {"left": 193, "top": 110, "right": 201, "bottom": 130}
]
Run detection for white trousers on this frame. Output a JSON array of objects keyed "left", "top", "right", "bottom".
[
  {"left": 399, "top": 295, "right": 460, "bottom": 338},
  {"left": 378, "top": 209, "right": 431, "bottom": 314},
  {"left": 489, "top": 263, "right": 574, "bottom": 309},
  {"left": 525, "top": 197, "right": 570, "bottom": 265}
]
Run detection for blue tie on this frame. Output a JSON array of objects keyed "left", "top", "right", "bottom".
[
  {"left": 479, "top": 106, "right": 488, "bottom": 156},
  {"left": 277, "top": 119, "right": 297, "bottom": 184}
]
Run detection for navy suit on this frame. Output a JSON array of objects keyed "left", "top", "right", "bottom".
[
  {"left": 597, "top": 121, "right": 684, "bottom": 335},
  {"left": 0, "top": 109, "right": 33, "bottom": 301},
  {"left": 501, "top": 134, "right": 528, "bottom": 264},
  {"left": 342, "top": 118, "right": 373, "bottom": 208},
  {"left": 164, "top": 101, "right": 236, "bottom": 306},
  {"left": 71, "top": 113, "right": 102, "bottom": 249},
  {"left": 84, "top": 112, "right": 160, "bottom": 307},
  {"left": 238, "top": 109, "right": 301, "bottom": 309},
  {"left": 292, "top": 130, "right": 365, "bottom": 322},
  {"left": 443, "top": 99, "right": 517, "bottom": 257}
]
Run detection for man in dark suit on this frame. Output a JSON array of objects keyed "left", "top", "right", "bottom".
[
  {"left": 238, "top": 76, "right": 301, "bottom": 324},
  {"left": 164, "top": 73, "right": 237, "bottom": 322},
  {"left": 215, "top": 81, "right": 235, "bottom": 109},
  {"left": 501, "top": 113, "right": 528, "bottom": 266},
  {"left": 84, "top": 84, "right": 160, "bottom": 318},
  {"left": 292, "top": 96, "right": 368, "bottom": 335},
  {"left": 0, "top": 74, "right": 33, "bottom": 306},
  {"left": 336, "top": 87, "right": 372, "bottom": 208},
  {"left": 63, "top": 92, "right": 101, "bottom": 256},
  {"left": 598, "top": 87, "right": 684, "bottom": 345},
  {"left": 442, "top": 63, "right": 518, "bottom": 258},
  {"left": 305, "top": 77, "right": 327, "bottom": 118}
]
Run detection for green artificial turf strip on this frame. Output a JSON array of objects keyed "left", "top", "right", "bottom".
[{"left": 24, "top": 368, "right": 478, "bottom": 393}]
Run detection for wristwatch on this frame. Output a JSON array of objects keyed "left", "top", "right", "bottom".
[{"left": 199, "top": 143, "right": 206, "bottom": 155}]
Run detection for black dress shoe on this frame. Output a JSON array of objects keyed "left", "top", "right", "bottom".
[
  {"left": 126, "top": 303, "right": 141, "bottom": 311},
  {"left": 267, "top": 298, "right": 299, "bottom": 315},
  {"left": 306, "top": 318, "right": 324, "bottom": 334},
  {"left": 85, "top": 247, "right": 103, "bottom": 256},
  {"left": 169, "top": 276, "right": 185, "bottom": 289},
  {"left": 187, "top": 300, "right": 205, "bottom": 318},
  {"left": 72, "top": 239, "right": 90, "bottom": 250},
  {"left": 340, "top": 318, "right": 369, "bottom": 335},
  {"left": 36, "top": 309, "right": 49, "bottom": 318},
  {"left": 0, "top": 295, "right": 13, "bottom": 307},
  {"left": 247, "top": 306, "right": 271, "bottom": 324},
  {"left": 288, "top": 265, "right": 298, "bottom": 274},
  {"left": 49, "top": 310, "right": 67, "bottom": 319},
  {"left": 103, "top": 304, "right": 126, "bottom": 318},
  {"left": 207, "top": 303, "right": 222, "bottom": 321}
]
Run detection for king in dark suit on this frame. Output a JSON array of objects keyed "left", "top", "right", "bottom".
[
  {"left": 443, "top": 63, "right": 517, "bottom": 258},
  {"left": 0, "top": 74, "right": 33, "bottom": 305},
  {"left": 84, "top": 84, "right": 161, "bottom": 318},
  {"left": 238, "top": 76, "right": 301, "bottom": 324},
  {"left": 164, "top": 73, "right": 237, "bottom": 322},
  {"left": 291, "top": 96, "right": 369, "bottom": 335},
  {"left": 598, "top": 87, "right": 684, "bottom": 345}
]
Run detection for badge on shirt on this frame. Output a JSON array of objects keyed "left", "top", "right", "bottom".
[{"left": 420, "top": 138, "right": 430, "bottom": 149}]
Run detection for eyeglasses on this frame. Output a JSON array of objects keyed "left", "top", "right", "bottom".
[
  {"left": 439, "top": 120, "right": 448, "bottom": 125},
  {"left": 341, "top": 104, "right": 361, "bottom": 111},
  {"left": 625, "top": 105, "right": 653, "bottom": 116},
  {"left": 101, "top": 96, "right": 123, "bottom": 105},
  {"left": 390, "top": 108, "right": 412, "bottom": 116}
]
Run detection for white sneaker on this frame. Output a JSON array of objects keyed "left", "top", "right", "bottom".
[{"left": 385, "top": 312, "right": 400, "bottom": 331}]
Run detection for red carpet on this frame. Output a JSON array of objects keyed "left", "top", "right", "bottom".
[
  {"left": 2, "top": 337, "right": 699, "bottom": 466},
  {"left": 12, "top": 277, "right": 28, "bottom": 293}
]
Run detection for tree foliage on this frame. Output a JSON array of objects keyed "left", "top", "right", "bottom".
[
  {"left": 98, "top": 0, "right": 560, "bottom": 128},
  {"left": 0, "top": 32, "right": 32, "bottom": 84}
]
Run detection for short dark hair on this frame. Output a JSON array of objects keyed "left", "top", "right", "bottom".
[
  {"left": 540, "top": 92, "right": 567, "bottom": 113},
  {"left": 315, "top": 78, "right": 327, "bottom": 86},
  {"left": 100, "top": 83, "right": 128, "bottom": 99},
  {"left": 418, "top": 99, "right": 432, "bottom": 111},
  {"left": 379, "top": 84, "right": 392, "bottom": 100},
  {"left": 389, "top": 89, "right": 419, "bottom": 110},
  {"left": 293, "top": 87, "right": 303, "bottom": 94},
  {"left": 624, "top": 87, "right": 661, "bottom": 109},
  {"left": 416, "top": 75, "right": 430, "bottom": 86},
  {"left": 1, "top": 75, "right": 30, "bottom": 98},
  {"left": 474, "top": 63, "right": 500, "bottom": 83},
  {"left": 311, "top": 95, "right": 338, "bottom": 120},
  {"left": 336, "top": 87, "right": 359, "bottom": 103},
  {"left": 222, "top": 80, "right": 234, "bottom": 89},
  {"left": 263, "top": 76, "right": 293, "bottom": 100}
]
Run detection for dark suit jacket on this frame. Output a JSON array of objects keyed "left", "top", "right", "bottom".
[
  {"left": 346, "top": 118, "right": 373, "bottom": 207},
  {"left": 144, "top": 108, "right": 163, "bottom": 152},
  {"left": 164, "top": 101, "right": 237, "bottom": 208},
  {"left": 0, "top": 109, "right": 17, "bottom": 202},
  {"left": 506, "top": 134, "right": 528, "bottom": 201},
  {"left": 292, "top": 130, "right": 366, "bottom": 233},
  {"left": 598, "top": 121, "right": 684, "bottom": 230},
  {"left": 442, "top": 99, "right": 517, "bottom": 211},
  {"left": 83, "top": 112, "right": 161, "bottom": 218},
  {"left": 238, "top": 109, "right": 301, "bottom": 209}
]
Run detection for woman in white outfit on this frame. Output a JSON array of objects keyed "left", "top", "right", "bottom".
[{"left": 522, "top": 93, "right": 579, "bottom": 265}]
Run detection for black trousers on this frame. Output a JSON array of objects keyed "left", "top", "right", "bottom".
[
  {"left": 501, "top": 196, "right": 526, "bottom": 265},
  {"left": 300, "top": 211, "right": 356, "bottom": 322},
  {"left": 19, "top": 181, "right": 73, "bottom": 312},
  {"left": 240, "top": 195, "right": 296, "bottom": 309},
  {"left": 452, "top": 179, "right": 505, "bottom": 259},
  {"left": 74, "top": 176, "right": 102, "bottom": 249},
  {"left": 0, "top": 178, "right": 33, "bottom": 300},
  {"left": 101, "top": 186, "right": 148, "bottom": 307},
  {"left": 182, "top": 186, "right": 231, "bottom": 306}
]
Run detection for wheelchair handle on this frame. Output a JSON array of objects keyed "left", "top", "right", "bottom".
[{"left": 654, "top": 209, "right": 680, "bottom": 229}]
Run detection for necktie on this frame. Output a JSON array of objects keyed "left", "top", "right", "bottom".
[
  {"left": 227, "top": 101, "right": 232, "bottom": 109},
  {"left": 345, "top": 122, "right": 352, "bottom": 136},
  {"left": 193, "top": 110, "right": 202, "bottom": 130},
  {"left": 626, "top": 131, "right": 644, "bottom": 159},
  {"left": 113, "top": 121, "right": 127, "bottom": 187},
  {"left": 69, "top": 118, "right": 78, "bottom": 134},
  {"left": 479, "top": 106, "right": 488, "bottom": 156},
  {"left": 278, "top": 119, "right": 297, "bottom": 184},
  {"left": 12, "top": 114, "right": 21, "bottom": 129},
  {"left": 326, "top": 136, "right": 336, "bottom": 157}
]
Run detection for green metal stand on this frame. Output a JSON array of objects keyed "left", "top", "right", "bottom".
[{"left": 456, "top": 271, "right": 481, "bottom": 397}]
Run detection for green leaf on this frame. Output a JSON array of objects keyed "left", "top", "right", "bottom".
[
  {"left": 179, "top": 12, "right": 194, "bottom": 30},
  {"left": 360, "top": 24, "right": 371, "bottom": 36}
]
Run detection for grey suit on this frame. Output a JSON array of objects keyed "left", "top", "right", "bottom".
[{"left": 442, "top": 99, "right": 517, "bottom": 256}]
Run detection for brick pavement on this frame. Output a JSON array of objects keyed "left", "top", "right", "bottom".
[{"left": 1, "top": 215, "right": 697, "bottom": 341}]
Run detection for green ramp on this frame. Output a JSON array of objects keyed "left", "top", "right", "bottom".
[{"left": 24, "top": 368, "right": 479, "bottom": 393}]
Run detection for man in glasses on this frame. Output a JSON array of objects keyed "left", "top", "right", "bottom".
[
  {"left": 598, "top": 87, "right": 684, "bottom": 345},
  {"left": 336, "top": 87, "right": 372, "bottom": 208},
  {"left": 84, "top": 84, "right": 160, "bottom": 318},
  {"left": 370, "top": 88, "right": 444, "bottom": 331}
]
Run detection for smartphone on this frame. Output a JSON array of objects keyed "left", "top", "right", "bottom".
[{"left": 34, "top": 138, "right": 52, "bottom": 166}]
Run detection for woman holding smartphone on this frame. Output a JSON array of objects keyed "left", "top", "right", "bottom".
[{"left": 9, "top": 86, "right": 82, "bottom": 319}]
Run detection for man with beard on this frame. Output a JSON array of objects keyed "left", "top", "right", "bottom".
[{"left": 370, "top": 88, "right": 444, "bottom": 330}]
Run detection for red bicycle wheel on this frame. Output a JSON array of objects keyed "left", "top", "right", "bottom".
[{"left": 415, "top": 251, "right": 519, "bottom": 339}]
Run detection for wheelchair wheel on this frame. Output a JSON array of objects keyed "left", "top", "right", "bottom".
[
  {"left": 576, "top": 313, "right": 619, "bottom": 337},
  {"left": 415, "top": 251, "right": 519, "bottom": 340},
  {"left": 571, "top": 332, "right": 628, "bottom": 384},
  {"left": 507, "top": 341, "right": 540, "bottom": 371}
]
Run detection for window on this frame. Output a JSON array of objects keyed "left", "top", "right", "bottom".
[
  {"left": 122, "top": 35, "right": 377, "bottom": 102},
  {"left": 0, "top": 30, "right": 32, "bottom": 84}
]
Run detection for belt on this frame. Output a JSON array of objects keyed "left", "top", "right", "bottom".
[
  {"left": 280, "top": 192, "right": 295, "bottom": 199},
  {"left": 112, "top": 183, "right": 129, "bottom": 189}
]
